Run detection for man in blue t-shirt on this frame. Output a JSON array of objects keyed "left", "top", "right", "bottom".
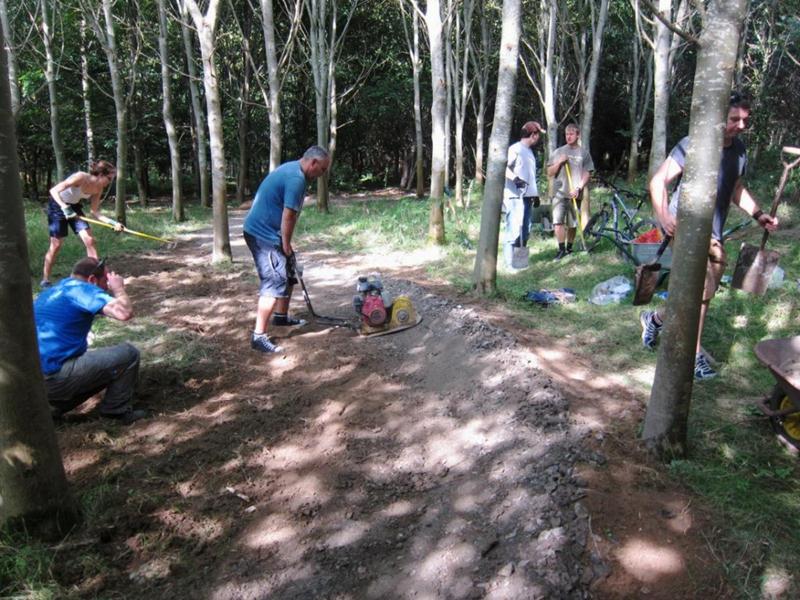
[
  {"left": 243, "top": 145, "right": 331, "bottom": 353},
  {"left": 639, "top": 94, "right": 778, "bottom": 380},
  {"left": 34, "top": 257, "right": 145, "bottom": 424}
]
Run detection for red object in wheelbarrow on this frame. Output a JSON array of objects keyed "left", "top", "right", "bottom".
[{"left": 755, "top": 336, "right": 800, "bottom": 450}]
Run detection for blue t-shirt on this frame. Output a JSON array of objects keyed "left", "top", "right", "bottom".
[
  {"left": 34, "top": 278, "right": 113, "bottom": 375},
  {"left": 243, "top": 161, "right": 308, "bottom": 245},
  {"left": 667, "top": 136, "right": 747, "bottom": 240}
]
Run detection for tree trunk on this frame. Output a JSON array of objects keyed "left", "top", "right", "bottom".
[
  {"left": 642, "top": 0, "right": 749, "bottom": 458},
  {"left": 88, "top": 0, "right": 129, "bottom": 224},
  {"left": 157, "top": 0, "right": 183, "bottom": 222},
  {"left": 471, "top": 1, "right": 491, "bottom": 187},
  {"left": 308, "top": 0, "right": 330, "bottom": 212},
  {"left": 133, "top": 138, "right": 148, "bottom": 207},
  {"left": 236, "top": 49, "right": 251, "bottom": 206},
  {"left": 400, "top": 0, "right": 425, "bottom": 198},
  {"left": 185, "top": 0, "right": 231, "bottom": 263},
  {"left": 80, "top": 17, "right": 95, "bottom": 165},
  {"left": 648, "top": 0, "right": 672, "bottom": 177},
  {"left": 453, "top": 0, "right": 475, "bottom": 208},
  {"left": 41, "top": 0, "right": 65, "bottom": 181},
  {"left": 627, "top": 6, "right": 653, "bottom": 182},
  {"left": 426, "top": 0, "right": 446, "bottom": 243},
  {"left": 542, "top": 0, "right": 558, "bottom": 156},
  {"left": 0, "top": 0, "right": 19, "bottom": 121},
  {"left": 180, "top": 1, "right": 209, "bottom": 208},
  {"left": 472, "top": 0, "right": 521, "bottom": 294},
  {"left": 259, "top": 0, "right": 287, "bottom": 172},
  {"left": 0, "top": 30, "right": 79, "bottom": 537},
  {"left": 578, "top": 0, "right": 609, "bottom": 152}
]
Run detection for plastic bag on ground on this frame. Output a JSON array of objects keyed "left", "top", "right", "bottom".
[{"left": 589, "top": 275, "right": 632, "bottom": 305}]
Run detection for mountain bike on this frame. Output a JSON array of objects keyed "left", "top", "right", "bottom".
[{"left": 583, "top": 177, "right": 657, "bottom": 262}]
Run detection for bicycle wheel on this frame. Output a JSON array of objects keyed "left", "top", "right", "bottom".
[
  {"left": 583, "top": 209, "right": 609, "bottom": 252},
  {"left": 767, "top": 385, "right": 800, "bottom": 450}
]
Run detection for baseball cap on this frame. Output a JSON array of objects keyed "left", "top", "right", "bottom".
[{"left": 522, "top": 121, "right": 545, "bottom": 136}]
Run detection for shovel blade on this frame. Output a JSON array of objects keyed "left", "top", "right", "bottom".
[
  {"left": 633, "top": 263, "right": 661, "bottom": 305},
  {"left": 731, "top": 243, "right": 780, "bottom": 295}
]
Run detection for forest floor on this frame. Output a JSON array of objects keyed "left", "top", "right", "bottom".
[{"left": 51, "top": 203, "right": 732, "bottom": 599}]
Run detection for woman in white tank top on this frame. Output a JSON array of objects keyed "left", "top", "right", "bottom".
[{"left": 42, "top": 160, "right": 118, "bottom": 287}]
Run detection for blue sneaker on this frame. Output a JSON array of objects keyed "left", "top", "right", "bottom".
[
  {"left": 639, "top": 310, "right": 662, "bottom": 350},
  {"left": 251, "top": 333, "right": 283, "bottom": 354},
  {"left": 40, "top": 280, "right": 52, "bottom": 289},
  {"left": 694, "top": 353, "right": 717, "bottom": 381}
]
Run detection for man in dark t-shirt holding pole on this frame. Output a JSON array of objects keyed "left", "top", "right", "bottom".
[{"left": 638, "top": 94, "right": 778, "bottom": 380}]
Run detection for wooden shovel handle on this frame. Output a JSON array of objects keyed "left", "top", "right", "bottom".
[{"left": 760, "top": 149, "right": 800, "bottom": 250}]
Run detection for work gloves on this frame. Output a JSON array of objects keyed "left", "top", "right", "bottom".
[
  {"left": 62, "top": 205, "right": 78, "bottom": 220},
  {"left": 513, "top": 177, "right": 527, "bottom": 191},
  {"left": 286, "top": 252, "right": 297, "bottom": 279}
]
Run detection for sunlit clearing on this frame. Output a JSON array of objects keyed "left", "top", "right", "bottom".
[
  {"left": 419, "top": 542, "right": 478, "bottom": 579},
  {"left": 245, "top": 515, "right": 298, "bottom": 547},
  {"left": 616, "top": 538, "right": 685, "bottom": 582},
  {"left": 766, "top": 301, "right": 792, "bottom": 332},
  {"left": 63, "top": 450, "right": 98, "bottom": 475},
  {"left": 761, "top": 565, "right": 792, "bottom": 598},
  {"left": 733, "top": 315, "right": 749, "bottom": 329},
  {"left": 535, "top": 345, "right": 570, "bottom": 362},
  {"left": 324, "top": 521, "right": 370, "bottom": 548},
  {"left": 720, "top": 443, "right": 736, "bottom": 461},
  {"left": 379, "top": 500, "right": 415, "bottom": 518}
]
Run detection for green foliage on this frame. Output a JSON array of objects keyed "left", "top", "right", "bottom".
[{"left": 0, "top": 531, "right": 58, "bottom": 599}]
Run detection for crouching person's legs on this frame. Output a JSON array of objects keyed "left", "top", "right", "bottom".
[{"left": 46, "top": 342, "right": 141, "bottom": 420}]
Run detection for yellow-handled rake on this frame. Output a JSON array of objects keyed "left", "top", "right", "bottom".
[
  {"left": 79, "top": 215, "right": 172, "bottom": 243},
  {"left": 564, "top": 162, "right": 586, "bottom": 251}
]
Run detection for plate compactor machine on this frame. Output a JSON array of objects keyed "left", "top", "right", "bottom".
[
  {"left": 297, "top": 268, "right": 421, "bottom": 336},
  {"left": 352, "top": 273, "right": 421, "bottom": 336}
]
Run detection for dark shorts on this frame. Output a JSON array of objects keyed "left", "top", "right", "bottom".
[
  {"left": 244, "top": 231, "right": 297, "bottom": 298},
  {"left": 47, "top": 199, "right": 90, "bottom": 238}
]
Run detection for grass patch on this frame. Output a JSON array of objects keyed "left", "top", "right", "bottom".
[{"left": 0, "top": 531, "right": 59, "bottom": 599}]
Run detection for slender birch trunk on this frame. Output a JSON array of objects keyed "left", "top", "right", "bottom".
[
  {"left": 472, "top": 0, "right": 521, "bottom": 293},
  {"left": 157, "top": 0, "right": 183, "bottom": 221},
  {"left": 426, "top": 0, "right": 446, "bottom": 243},
  {"left": 180, "top": 1, "right": 209, "bottom": 208},
  {"left": 41, "top": 0, "right": 65, "bottom": 181},
  {"left": 648, "top": 0, "right": 672, "bottom": 176},
  {"left": 643, "top": 0, "right": 749, "bottom": 458},
  {"left": 184, "top": 0, "right": 231, "bottom": 262},
  {"left": 80, "top": 17, "right": 95, "bottom": 164}
]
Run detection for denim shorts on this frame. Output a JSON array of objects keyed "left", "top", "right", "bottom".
[
  {"left": 47, "top": 199, "right": 91, "bottom": 238},
  {"left": 244, "top": 232, "right": 296, "bottom": 298}
]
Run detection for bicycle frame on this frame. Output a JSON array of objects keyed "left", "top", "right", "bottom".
[{"left": 584, "top": 179, "right": 652, "bottom": 261}]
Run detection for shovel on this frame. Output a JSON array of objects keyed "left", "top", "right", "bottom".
[
  {"left": 731, "top": 146, "right": 800, "bottom": 295},
  {"left": 633, "top": 235, "right": 671, "bottom": 305}
]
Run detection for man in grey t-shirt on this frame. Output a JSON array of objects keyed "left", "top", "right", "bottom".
[
  {"left": 638, "top": 94, "right": 778, "bottom": 380},
  {"left": 546, "top": 123, "right": 594, "bottom": 259}
]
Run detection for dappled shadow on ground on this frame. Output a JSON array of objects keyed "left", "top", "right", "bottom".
[
  {"left": 51, "top": 232, "right": 594, "bottom": 599},
  {"left": 46, "top": 211, "right": 736, "bottom": 599}
]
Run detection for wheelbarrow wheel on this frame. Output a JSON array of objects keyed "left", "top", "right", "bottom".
[{"left": 767, "top": 384, "right": 800, "bottom": 450}]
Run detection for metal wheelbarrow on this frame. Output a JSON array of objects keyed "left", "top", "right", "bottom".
[{"left": 755, "top": 336, "right": 800, "bottom": 450}]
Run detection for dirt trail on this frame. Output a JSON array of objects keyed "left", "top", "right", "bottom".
[{"left": 51, "top": 209, "right": 727, "bottom": 599}]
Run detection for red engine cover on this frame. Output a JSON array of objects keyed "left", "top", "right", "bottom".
[{"left": 361, "top": 294, "right": 387, "bottom": 326}]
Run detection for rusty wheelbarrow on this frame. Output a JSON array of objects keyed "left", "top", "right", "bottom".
[{"left": 755, "top": 336, "right": 800, "bottom": 450}]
